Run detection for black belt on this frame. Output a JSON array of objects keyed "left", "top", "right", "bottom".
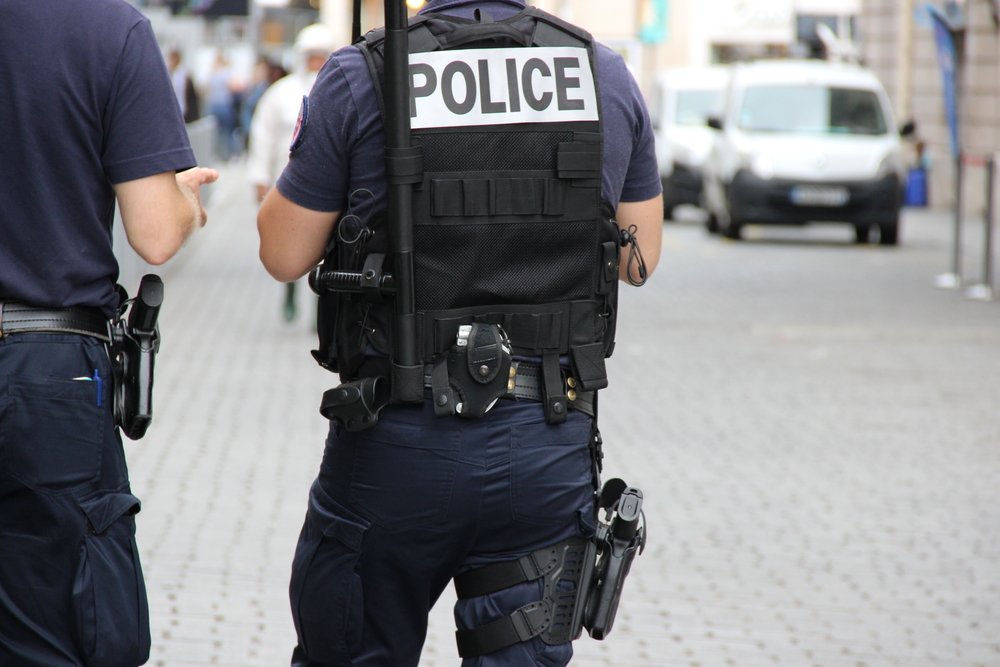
[
  {"left": 423, "top": 361, "right": 595, "bottom": 417},
  {"left": 0, "top": 303, "right": 111, "bottom": 343}
]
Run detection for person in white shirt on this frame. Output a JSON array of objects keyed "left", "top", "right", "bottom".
[{"left": 247, "top": 23, "right": 335, "bottom": 322}]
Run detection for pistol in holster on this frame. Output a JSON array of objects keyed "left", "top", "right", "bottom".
[
  {"left": 110, "top": 274, "right": 163, "bottom": 440},
  {"left": 584, "top": 479, "right": 646, "bottom": 640}
]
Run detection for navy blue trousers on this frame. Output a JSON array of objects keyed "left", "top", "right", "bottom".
[
  {"left": 0, "top": 334, "right": 149, "bottom": 667},
  {"left": 289, "top": 399, "right": 597, "bottom": 666}
]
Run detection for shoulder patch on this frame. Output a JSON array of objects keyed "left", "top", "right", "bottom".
[{"left": 289, "top": 95, "right": 309, "bottom": 153}]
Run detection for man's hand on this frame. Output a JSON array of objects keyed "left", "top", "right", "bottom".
[{"left": 177, "top": 167, "right": 220, "bottom": 228}]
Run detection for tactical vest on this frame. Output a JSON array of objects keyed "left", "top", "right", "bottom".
[{"left": 313, "top": 7, "right": 621, "bottom": 403}]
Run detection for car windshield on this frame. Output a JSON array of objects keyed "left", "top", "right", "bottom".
[
  {"left": 674, "top": 89, "right": 723, "bottom": 126},
  {"left": 738, "top": 85, "right": 887, "bottom": 136}
]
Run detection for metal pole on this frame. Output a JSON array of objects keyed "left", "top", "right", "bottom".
[
  {"left": 966, "top": 155, "right": 995, "bottom": 300},
  {"left": 936, "top": 153, "right": 964, "bottom": 288},
  {"left": 987, "top": 157, "right": 996, "bottom": 292}
]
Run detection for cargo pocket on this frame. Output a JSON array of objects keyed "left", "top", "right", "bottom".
[
  {"left": 290, "top": 481, "right": 369, "bottom": 663},
  {"left": 72, "top": 492, "right": 150, "bottom": 667}
]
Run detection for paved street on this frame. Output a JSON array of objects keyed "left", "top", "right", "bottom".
[{"left": 126, "top": 162, "right": 1000, "bottom": 667}]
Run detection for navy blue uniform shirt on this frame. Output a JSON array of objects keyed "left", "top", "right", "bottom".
[
  {"left": 276, "top": 0, "right": 660, "bottom": 220},
  {"left": 0, "top": 0, "right": 196, "bottom": 317}
]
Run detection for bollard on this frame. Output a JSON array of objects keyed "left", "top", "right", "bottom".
[
  {"left": 965, "top": 154, "right": 996, "bottom": 301},
  {"left": 934, "top": 153, "right": 964, "bottom": 289}
]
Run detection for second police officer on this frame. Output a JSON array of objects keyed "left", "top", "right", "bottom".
[
  {"left": 0, "top": 1, "right": 217, "bottom": 664},
  {"left": 257, "top": 0, "right": 662, "bottom": 665}
]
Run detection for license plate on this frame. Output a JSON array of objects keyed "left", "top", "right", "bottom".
[{"left": 789, "top": 186, "right": 849, "bottom": 207}]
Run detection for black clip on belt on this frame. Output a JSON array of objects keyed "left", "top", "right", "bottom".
[{"left": 0, "top": 303, "right": 110, "bottom": 343}]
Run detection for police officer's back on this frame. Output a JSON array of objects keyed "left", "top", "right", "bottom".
[
  {"left": 0, "top": 2, "right": 217, "bottom": 665},
  {"left": 258, "top": 1, "right": 661, "bottom": 665}
]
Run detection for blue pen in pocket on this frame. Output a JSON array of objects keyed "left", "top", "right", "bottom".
[{"left": 93, "top": 369, "right": 103, "bottom": 407}]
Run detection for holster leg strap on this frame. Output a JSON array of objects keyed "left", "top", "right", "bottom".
[
  {"left": 452, "top": 538, "right": 596, "bottom": 656},
  {"left": 455, "top": 602, "right": 550, "bottom": 658},
  {"left": 454, "top": 546, "right": 560, "bottom": 599}
]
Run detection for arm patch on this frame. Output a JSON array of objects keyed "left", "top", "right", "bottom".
[{"left": 289, "top": 95, "right": 309, "bottom": 153}]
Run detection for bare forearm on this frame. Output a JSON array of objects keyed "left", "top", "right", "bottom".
[
  {"left": 616, "top": 196, "right": 663, "bottom": 282},
  {"left": 257, "top": 187, "right": 338, "bottom": 282},
  {"left": 115, "top": 168, "right": 218, "bottom": 265}
]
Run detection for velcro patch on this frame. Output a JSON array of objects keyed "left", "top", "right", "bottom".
[{"left": 289, "top": 95, "right": 309, "bottom": 153}]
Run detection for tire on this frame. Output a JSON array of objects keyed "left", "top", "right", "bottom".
[
  {"left": 705, "top": 213, "right": 720, "bottom": 234},
  {"left": 879, "top": 218, "right": 900, "bottom": 246},
  {"left": 722, "top": 217, "right": 742, "bottom": 240},
  {"left": 854, "top": 224, "right": 870, "bottom": 244}
]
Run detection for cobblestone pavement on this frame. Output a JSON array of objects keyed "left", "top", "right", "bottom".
[{"left": 126, "top": 164, "right": 1000, "bottom": 667}]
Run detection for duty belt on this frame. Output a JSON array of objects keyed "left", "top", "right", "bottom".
[
  {"left": 423, "top": 361, "right": 595, "bottom": 417},
  {"left": 0, "top": 303, "right": 111, "bottom": 343}
]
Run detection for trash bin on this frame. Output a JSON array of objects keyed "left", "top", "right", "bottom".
[{"left": 905, "top": 166, "right": 928, "bottom": 207}]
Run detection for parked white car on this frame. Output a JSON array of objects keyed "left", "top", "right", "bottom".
[
  {"left": 651, "top": 67, "right": 729, "bottom": 219},
  {"left": 702, "top": 59, "right": 914, "bottom": 244}
]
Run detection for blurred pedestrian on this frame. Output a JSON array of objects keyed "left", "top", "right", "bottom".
[
  {"left": 241, "top": 55, "right": 277, "bottom": 150},
  {"left": 207, "top": 51, "right": 240, "bottom": 160},
  {"left": 168, "top": 48, "right": 201, "bottom": 123},
  {"left": 248, "top": 24, "right": 335, "bottom": 322},
  {"left": 0, "top": 1, "right": 217, "bottom": 665}
]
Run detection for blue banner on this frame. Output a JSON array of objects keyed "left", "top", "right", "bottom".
[
  {"left": 639, "top": 0, "right": 669, "bottom": 44},
  {"left": 925, "top": 4, "right": 960, "bottom": 158}
]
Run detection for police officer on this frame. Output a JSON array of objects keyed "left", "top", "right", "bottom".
[
  {"left": 0, "top": 2, "right": 217, "bottom": 665},
  {"left": 248, "top": 23, "right": 336, "bottom": 322},
  {"left": 257, "top": 1, "right": 662, "bottom": 665}
]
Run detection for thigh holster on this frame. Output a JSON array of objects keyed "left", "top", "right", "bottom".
[{"left": 453, "top": 538, "right": 596, "bottom": 658}]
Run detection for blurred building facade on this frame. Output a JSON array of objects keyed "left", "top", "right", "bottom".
[
  {"left": 136, "top": 0, "right": 1000, "bottom": 214},
  {"left": 861, "top": 0, "right": 1000, "bottom": 211}
]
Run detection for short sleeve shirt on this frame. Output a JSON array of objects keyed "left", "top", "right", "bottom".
[
  {"left": 0, "top": 0, "right": 196, "bottom": 317},
  {"left": 276, "top": 0, "right": 660, "bottom": 224}
]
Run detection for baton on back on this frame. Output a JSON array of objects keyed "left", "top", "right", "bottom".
[{"left": 382, "top": 0, "right": 423, "bottom": 403}]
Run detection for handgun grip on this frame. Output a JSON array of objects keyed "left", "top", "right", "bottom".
[{"left": 128, "top": 274, "right": 163, "bottom": 333}]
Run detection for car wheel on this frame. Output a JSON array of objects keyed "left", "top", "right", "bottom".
[
  {"left": 722, "top": 217, "right": 742, "bottom": 240},
  {"left": 879, "top": 218, "right": 900, "bottom": 246},
  {"left": 854, "top": 224, "right": 870, "bottom": 244},
  {"left": 705, "top": 213, "right": 720, "bottom": 234}
]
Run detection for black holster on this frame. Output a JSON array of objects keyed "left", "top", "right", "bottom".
[
  {"left": 110, "top": 274, "right": 163, "bottom": 440},
  {"left": 584, "top": 481, "right": 645, "bottom": 639},
  {"left": 319, "top": 376, "right": 391, "bottom": 432}
]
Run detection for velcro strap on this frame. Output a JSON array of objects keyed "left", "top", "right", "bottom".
[
  {"left": 454, "top": 546, "right": 560, "bottom": 599},
  {"left": 542, "top": 351, "right": 567, "bottom": 424},
  {"left": 421, "top": 306, "right": 572, "bottom": 358},
  {"left": 455, "top": 602, "right": 550, "bottom": 658},
  {"left": 385, "top": 146, "right": 423, "bottom": 184},
  {"left": 430, "top": 178, "right": 565, "bottom": 217},
  {"left": 430, "top": 356, "right": 455, "bottom": 416},
  {"left": 570, "top": 342, "right": 608, "bottom": 391},
  {"left": 557, "top": 141, "right": 601, "bottom": 180}
]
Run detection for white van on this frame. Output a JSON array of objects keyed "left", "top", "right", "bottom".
[
  {"left": 651, "top": 67, "right": 729, "bottom": 218},
  {"left": 701, "top": 60, "right": 914, "bottom": 244}
]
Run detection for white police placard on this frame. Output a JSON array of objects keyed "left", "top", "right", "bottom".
[{"left": 409, "top": 47, "right": 598, "bottom": 129}]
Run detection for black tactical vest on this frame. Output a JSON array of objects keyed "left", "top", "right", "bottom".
[{"left": 313, "top": 7, "right": 621, "bottom": 395}]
